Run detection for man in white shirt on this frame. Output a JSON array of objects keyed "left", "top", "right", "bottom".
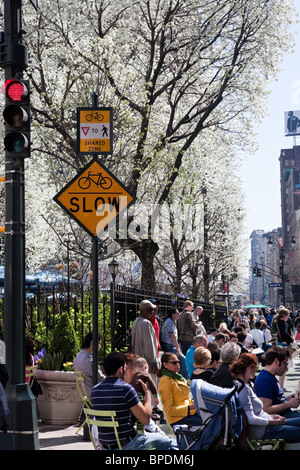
[
  {"left": 73, "top": 331, "right": 106, "bottom": 398},
  {"left": 207, "top": 328, "right": 219, "bottom": 343},
  {"left": 250, "top": 321, "right": 264, "bottom": 348},
  {"left": 193, "top": 305, "right": 207, "bottom": 336}
]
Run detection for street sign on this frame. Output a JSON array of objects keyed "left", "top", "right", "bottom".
[
  {"left": 269, "top": 282, "right": 282, "bottom": 288},
  {"left": 53, "top": 158, "right": 135, "bottom": 239},
  {"left": 77, "top": 107, "right": 113, "bottom": 155}
]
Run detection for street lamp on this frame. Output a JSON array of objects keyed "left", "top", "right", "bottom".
[
  {"left": 108, "top": 259, "right": 119, "bottom": 351},
  {"left": 267, "top": 236, "right": 296, "bottom": 305},
  {"left": 108, "top": 259, "right": 119, "bottom": 282}
]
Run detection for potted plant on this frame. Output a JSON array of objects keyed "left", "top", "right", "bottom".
[{"left": 36, "top": 313, "right": 82, "bottom": 426}]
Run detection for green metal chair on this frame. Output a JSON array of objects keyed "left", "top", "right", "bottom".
[
  {"left": 84, "top": 408, "right": 122, "bottom": 450},
  {"left": 74, "top": 370, "right": 92, "bottom": 435}
]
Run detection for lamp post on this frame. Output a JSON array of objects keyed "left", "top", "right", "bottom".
[
  {"left": 66, "top": 239, "right": 70, "bottom": 315},
  {"left": 108, "top": 259, "right": 119, "bottom": 352},
  {"left": 267, "top": 236, "right": 296, "bottom": 306}
]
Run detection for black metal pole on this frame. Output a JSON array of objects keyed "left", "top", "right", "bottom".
[
  {"left": 110, "top": 279, "right": 116, "bottom": 352},
  {"left": 1, "top": 0, "right": 38, "bottom": 450},
  {"left": 91, "top": 92, "right": 99, "bottom": 387},
  {"left": 92, "top": 238, "right": 99, "bottom": 386},
  {"left": 67, "top": 239, "right": 70, "bottom": 315}
]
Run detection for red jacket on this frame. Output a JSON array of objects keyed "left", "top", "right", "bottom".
[{"left": 149, "top": 315, "right": 161, "bottom": 354}]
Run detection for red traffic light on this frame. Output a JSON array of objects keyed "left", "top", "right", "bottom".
[{"left": 2, "top": 79, "right": 28, "bottom": 102}]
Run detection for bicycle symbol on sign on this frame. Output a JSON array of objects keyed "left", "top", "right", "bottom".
[
  {"left": 86, "top": 111, "right": 104, "bottom": 122},
  {"left": 78, "top": 172, "right": 113, "bottom": 190}
]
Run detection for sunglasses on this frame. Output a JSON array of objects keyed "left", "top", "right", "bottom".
[{"left": 167, "top": 360, "right": 180, "bottom": 365}]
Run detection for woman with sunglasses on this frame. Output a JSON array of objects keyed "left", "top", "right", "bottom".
[
  {"left": 230, "top": 353, "right": 300, "bottom": 443},
  {"left": 158, "top": 352, "right": 203, "bottom": 427}
]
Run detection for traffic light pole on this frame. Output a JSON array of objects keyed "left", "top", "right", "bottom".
[
  {"left": 253, "top": 261, "right": 286, "bottom": 306},
  {"left": 0, "top": 0, "right": 38, "bottom": 450}
]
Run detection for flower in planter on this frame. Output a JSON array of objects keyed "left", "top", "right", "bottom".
[
  {"left": 34, "top": 348, "right": 46, "bottom": 365},
  {"left": 63, "top": 362, "right": 73, "bottom": 372}
]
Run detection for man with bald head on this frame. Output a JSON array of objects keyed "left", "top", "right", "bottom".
[{"left": 185, "top": 334, "right": 208, "bottom": 378}]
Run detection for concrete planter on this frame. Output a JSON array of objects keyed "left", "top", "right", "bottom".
[{"left": 36, "top": 369, "right": 82, "bottom": 426}]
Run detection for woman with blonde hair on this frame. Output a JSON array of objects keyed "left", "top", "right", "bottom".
[{"left": 190, "top": 347, "right": 212, "bottom": 381}]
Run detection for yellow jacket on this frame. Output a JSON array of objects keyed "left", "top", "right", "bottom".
[{"left": 158, "top": 374, "right": 196, "bottom": 425}]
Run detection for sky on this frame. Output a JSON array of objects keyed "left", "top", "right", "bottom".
[{"left": 239, "top": 2, "right": 300, "bottom": 241}]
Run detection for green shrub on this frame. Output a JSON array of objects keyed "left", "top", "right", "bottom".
[{"left": 50, "top": 312, "right": 79, "bottom": 364}]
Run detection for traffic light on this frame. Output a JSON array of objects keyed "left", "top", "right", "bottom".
[
  {"left": 2, "top": 78, "right": 30, "bottom": 158},
  {"left": 256, "top": 268, "right": 262, "bottom": 277},
  {"left": 253, "top": 265, "right": 261, "bottom": 277}
]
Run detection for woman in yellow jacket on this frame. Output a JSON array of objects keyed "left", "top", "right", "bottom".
[{"left": 158, "top": 352, "right": 203, "bottom": 427}]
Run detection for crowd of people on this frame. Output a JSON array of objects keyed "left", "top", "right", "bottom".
[{"left": 74, "top": 300, "right": 300, "bottom": 450}]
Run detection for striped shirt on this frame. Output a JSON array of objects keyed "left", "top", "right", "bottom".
[{"left": 90, "top": 377, "right": 139, "bottom": 445}]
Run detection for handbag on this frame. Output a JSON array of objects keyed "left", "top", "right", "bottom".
[
  {"left": 288, "top": 340, "right": 300, "bottom": 359},
  {"left": 30, "top": 376, "right": 43, "bottom": 397}
]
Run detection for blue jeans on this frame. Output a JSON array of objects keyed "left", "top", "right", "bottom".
[
  {"left": 179, "top": 340, "right": 192, "bottom": 356},
  {"left": 264, "top": 410, "right": 300, "bottom": 443},
  {"left": 123, "top": 432, "right": 178, "bottom": 450},
  {"left": 161, "top": 342, "right": 188, "bottom": 379}
]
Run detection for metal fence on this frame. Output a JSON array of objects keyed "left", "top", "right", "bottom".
[
  {"left": 111, "top": 285, "right": 228, "bottom": 350},
  {"left": 23, "top": 283, "right": 228, "bottom": 352}
]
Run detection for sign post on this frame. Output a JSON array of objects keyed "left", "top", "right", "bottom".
[{"left": 55, "top": 96, "right": 134, "bottom": 387}]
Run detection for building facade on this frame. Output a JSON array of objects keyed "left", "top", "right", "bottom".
[{"left": 279, "top": 146, "right": 300, "bottom": 301}]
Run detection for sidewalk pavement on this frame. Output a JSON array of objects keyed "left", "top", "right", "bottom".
[
  {"left": 38, "top": 421, "right": 174, "bottom": 451},
  {"left": 38, "top": 355, "right": 300, "bottom": 451},
  {"left": 38, "top": 422, "right": 94, "bottom": 450}
]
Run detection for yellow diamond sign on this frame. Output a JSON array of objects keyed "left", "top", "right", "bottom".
[{"left": 53, "top": 158, "right": 135, "bottom": 239}]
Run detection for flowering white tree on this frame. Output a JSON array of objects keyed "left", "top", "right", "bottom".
[
  {"left": 20, "top": 0, "right": 295, "bottom": 289},
  {"left": 153, "top": 129, "right": 247, "bottom": 299}
]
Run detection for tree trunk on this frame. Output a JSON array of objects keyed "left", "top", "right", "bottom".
[{"left": 125, "top": 238, "right": 159, "bottom": 291}]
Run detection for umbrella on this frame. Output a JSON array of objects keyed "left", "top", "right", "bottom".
[{"left": 243, "top": 304, "right": 269, "bottom": 309}]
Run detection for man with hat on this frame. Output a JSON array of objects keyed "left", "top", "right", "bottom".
[{"left": 131, "top": 300, "right": 160, "bottom": 375}]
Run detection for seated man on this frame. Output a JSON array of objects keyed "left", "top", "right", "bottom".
[
  {"left": 185, "top": 334, "right": 207, "bottom": 378},
  {"left": 250, "top": 321, "right": 264, "bottom": 348},
  {"left": 254, "top": 346, "right": 300, "bottom": 419},
  {"left": 91, "top": 352, "right": 177, "bottom": 450},
  {"left": 129, "top": 356, "right": 165, "bottom": 434},
  {"left": 73, "top": 331, "right": 105, "bottom": 397}
]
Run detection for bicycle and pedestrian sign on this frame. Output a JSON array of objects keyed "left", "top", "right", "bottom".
[
  {"left": 77, "top": 107, "right": 113, "bottom": 155},
  {"left": 53, "top": 158, "right": 135, "bottom": 239}
]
